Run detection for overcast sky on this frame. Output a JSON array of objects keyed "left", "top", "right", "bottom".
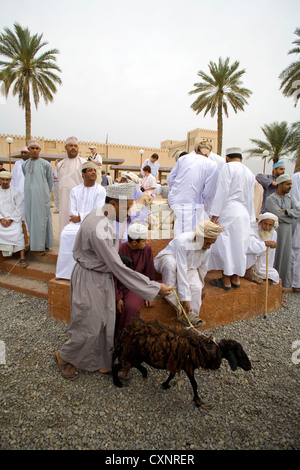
[{"left": 0, "top": 0, "right": 299, "bottom": 175}]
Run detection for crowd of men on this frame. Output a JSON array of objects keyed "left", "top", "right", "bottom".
[{"left": 0, "top": 137, "right": 299, "bottom": 380}]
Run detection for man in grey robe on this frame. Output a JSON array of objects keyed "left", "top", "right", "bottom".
[
  {"left": 256, "top": 160, "right": 285, "bottom": 213},
  {"left": 55, "top": 182, "right": 172, "bottom": 379},
  {"left": 22, "top": 139, "right": 53, "bottom": 255},
  {"left": 265, "top": 173, "right": 300, "bottom": 288}
]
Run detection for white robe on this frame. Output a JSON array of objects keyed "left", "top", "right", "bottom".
[
  {"left": 11, "top": 159, "right": 25, "bottom": 195},
  {"left": 0, "top": 186, "right": 25, "bottom": 256},
  {"left": 141, "top": 158, "right": 160, "bottom": 179},
  {"left": 246, "top": 226, "right": 279, "bottom": 284},
  {"left": 57, "top": 156, "right": 86, "bottom": 235},
  {"left": 291, "top": 172, "right": 300, "bottom": 288},
  {"left": 167, "top": 151, "right": 219, "bottom": 234},
  {"left": 56, "top": 183, "right": 106, "bottom": 279},
  {"left": 154, "top": 231, "right": 210, "bottom": 315},
  {"left": 11, "top": 159, "right": 26, "bottom": 221},
  {"left": 208, "top": 162, "right": 256, "bottom": 276},
  {"left": 208, "top": 152, "right": 225, "bottom": 169}
]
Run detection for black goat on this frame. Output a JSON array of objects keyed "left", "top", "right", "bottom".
[{"left": 112, "top": 318, "right": 251, "bottom": 408}]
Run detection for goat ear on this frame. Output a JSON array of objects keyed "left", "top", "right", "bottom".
[{"left": 227, "top": 350, "right": 238, "bottom": 371}]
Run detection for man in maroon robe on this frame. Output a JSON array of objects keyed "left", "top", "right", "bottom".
[{"left": 115, "top": 223, "right": 154, "bottom": 338}]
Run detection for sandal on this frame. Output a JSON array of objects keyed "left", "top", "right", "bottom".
[
  {"left": 19, "top": 259, "right": 28, "bottom": 268},
  {"left": 210, "top": 278, "right": 231, "bottom": 291},
  {"left": 99, "top": 369, "right": 112, "bottom": 375},
  {"left": 231, "top": 283, "right": 240, "bottom": 288},
  {"left": 178, "top": 311, "right": 205, "bottom": 328},
  {"left": 55, "top": 351, "right": 79, "bottom": 380}
]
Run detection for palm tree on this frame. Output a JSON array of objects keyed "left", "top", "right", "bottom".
[
  {"left": 189, "top": 57, "right": 252, "bottom": 155},
  {"left": 245, "top": 121, "right": 297, "bottom": 169},
  {"left": 0, "top": 23, "right": 62, "bottom": 143},
  {"left": 279, "top": 28, "right": 300, "bottom": 106},
  {"left": 290, "top": 121, "right": 300, "bottom": 173}
]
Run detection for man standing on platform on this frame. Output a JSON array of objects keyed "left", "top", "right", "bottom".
[
  {"left": 88, "top": 145, "right": 103, "bottom": 185},
  {"left": 265, "top": 173, "right": 300, "bottom": 289},
  {"left": 56, "top": 161, "right": 106, "bottom": 279},
  {"left": 11, "top": 146, "right": 30, "bottom": 195},
  {"left": 141, "top": 153, "right": 160, "bottom": 179},
  {"left": 22, "top": 139, "right": 53, "bottom": 255},
  {"left": 167, "top": 142, "right": 219, "bottom": 235},
  {"left": 256, "top": 161, "right": 285, "bottom": 213},
  {"left": 57, "top": 136, "right": 86, "bottom": 235},
  {"left": 209, "top": 147, "right": 256, "bottom": 290},
  {"left": 290, "top": 170, "right": 300, "bottom": 293}
]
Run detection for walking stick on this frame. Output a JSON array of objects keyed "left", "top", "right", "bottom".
[{"left": 264, "top": 246, "right": 269, "bottom": 318}]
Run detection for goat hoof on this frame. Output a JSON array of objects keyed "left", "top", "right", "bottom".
[
  {"left": 162, "top": 382, "right": 170, "bottom": 390},
  {"left": 113, "top": 380, "right": 123, "bottom": 388},
  {"left": 198, "top": 402, "right": 212, "bottom": 410}
]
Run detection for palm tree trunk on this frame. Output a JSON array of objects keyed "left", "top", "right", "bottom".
[
  {"left": 217, "top": 101, "right": 223, "bottom": 155},
  {"left": 25, "top": 86, "right": 31, "bottom": 144},
  {"left": 294, "top": 146, "right": 300, "bottom": 173}
]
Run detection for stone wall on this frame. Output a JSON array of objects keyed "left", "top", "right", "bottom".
[{"left": 0, "top": 127, "right": 218, "bottom": 172}]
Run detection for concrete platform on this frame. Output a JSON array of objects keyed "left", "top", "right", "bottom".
[
  {"left": 48, "top": 271, "right": 282, "bottom": 329},
  {"left": 0, "top": 207, "right": 283, "bottom": 330}
]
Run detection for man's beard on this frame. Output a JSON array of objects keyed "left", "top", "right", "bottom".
[{"left": 258, "top": 228, "right": 274, "bottom": 241}]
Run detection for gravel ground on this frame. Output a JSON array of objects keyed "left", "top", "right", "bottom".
[{"left": 0, "top": 286, "right": 299, "bottom": 452}]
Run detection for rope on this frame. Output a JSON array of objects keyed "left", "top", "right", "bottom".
[
  {"left": 1, "top": 258, "right": 24, "bottom": 301},
  {"left": 171, "top": 288, "right": 219, "bottom": 346}
]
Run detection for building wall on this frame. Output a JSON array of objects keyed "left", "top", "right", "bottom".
[{"left": 0, "top": 127, "right": 218, "bottom": 173}]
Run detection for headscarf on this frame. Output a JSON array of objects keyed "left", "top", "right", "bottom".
[
  {"left": 226, "top": 147, "right": 242, "bottom": 158},
  {"left": 258, "top": 212, "right": 279, "bottom": 229},
  {"left": 120, "top": 171, "right": 140, "bottom": 184},
  {"left": 65, "top": 136, "right": 79, "bottom": 145},
  {"left": 0, "top": 171, "right": 12, "bottom": 179},
  {"left": 194, "top": 141, "right": 211, "bottom": 156},
  {"left": 276, "top": 173, "right": 291, "bottom": 184},
  {"left": 106, "top": 182, "right": 135, "bottom": 199},
  {"left": 27, "top": 139, "right": 41, "bottom": 149},
  {"left": 82, "top": 161, "right": 98, "bottom": 170},
  {"left": 194, "top": 220, "right": 224, "bottom": 239},
  {"left": 128, "top": 223, "right": 148, "bottom": 240}
]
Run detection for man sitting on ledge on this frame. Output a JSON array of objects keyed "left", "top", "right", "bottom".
[
  {"left": 115, "top": 222, "right": 155, "bottom": 338},
  {"left": 154, "top": 220, "right": 224, "bottom": 328},
  {"left": 0, "top": 171, "right": 27, "bottom": 268},
  {"left": 245, "top": 212, "right": 279, "bottom": 285},
  {"left": 56, "top": 161, "right": 106, "bottom": 279}
]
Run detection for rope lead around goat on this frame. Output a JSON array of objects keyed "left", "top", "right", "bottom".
[{"left": 171, "top": 289, "right": 219, "bottom": 347}]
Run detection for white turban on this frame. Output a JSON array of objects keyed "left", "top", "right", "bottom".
[
  {"left": 258, "top": 212, "right": 279, "bottom": 229},
  {"left": 65, "top": 136, "right": 78, "bottom": 145},
  {"left": 276, "top": 173, "right": 291, "bottom": 184},
  {"left": 82, "top": 161, "right": 98, "bottom": 170},
  {"left": 226, "top": 147, "right": 242, "bottom": 157},
  {"left": 106, "top": 182, "right": 135, "bottom": 199},
  {"left": 21, "top": 146, "right": 29, "bottom": 153},
  {"left": 128, "top": 223, "right": 148, "bottom": 240},
  {"left": 194, "top": 220, "right": 224, "bottom": 239},
  {"left": 194, "top": 141, "right": 211, "bottom": 156},
  {"left": 27, "top": 139, "right": 41, "bottom": 149},
  {"left": 0, "top": 171, "right": 12, "bottom": 179},
  {"left": 120, "top": 171, "right": 140, "bottom": 184}
]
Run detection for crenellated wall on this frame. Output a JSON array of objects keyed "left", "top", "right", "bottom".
[{"left": 0, "top": 127, "right": 218, "bottom": 172}]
